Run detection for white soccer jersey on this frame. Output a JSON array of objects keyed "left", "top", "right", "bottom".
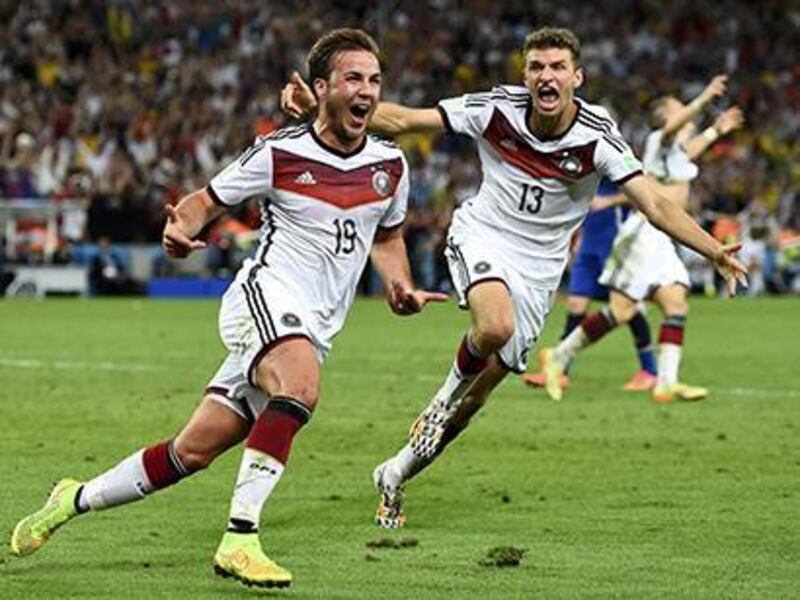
[
  {"left": 642, "top": 129, "right": 699, "bottom": 183},
  {"left": 438, "top": 86, "right": 642, "bottom": 289},
  {"left": 208, "top": 124, "right": 408, "bottom": 334}
]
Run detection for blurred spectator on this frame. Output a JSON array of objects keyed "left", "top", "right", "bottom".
[
  {"left": 0, "top": 1, "right": 796, "bottom": 295},
  {"left": 89, "top": 235, "right": 143, "bottom": 295},
  {"left": 738, "top": 200, "right": 779, "bottom": 295}
]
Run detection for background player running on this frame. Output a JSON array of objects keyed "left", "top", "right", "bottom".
[
  {"left": 539, "top": 74, "right": 745, "bottom": 403},
  {"left": 522, "top": 176, "right": 659, "bottom": 392},
  {"left": 10, "top": 29, "right": 445, "bottom": 588},
  {"left": 282, "top": 27, "right": 746, "bottom": 530}
]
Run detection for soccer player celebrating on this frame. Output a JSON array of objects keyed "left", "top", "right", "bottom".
[
  {"left": 9, "top": 29, "right": 445, "bottom": 588},
  {"left": 282, "top": 26, "right": 746, "bottom": 529},
  {"left": 539, "top": 75, "right": 745, "bottom": 403}
]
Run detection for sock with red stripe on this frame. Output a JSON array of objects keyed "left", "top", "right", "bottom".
[
  {"left": 77, "top": 439, "right": 192, "bottom": 512},
  {"left": 226, "top": 396, "right": 311, "bottom": 533},
  {"left": 657, "top": 314, "right": 686, "bottom": 387},
  {"left": 554, "top": 307, "right": 618, "bottom": 368},
  {"left": 433, "top": 332, "right": 488, "bottom": 409}
]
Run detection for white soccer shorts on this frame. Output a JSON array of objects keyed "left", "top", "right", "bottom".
[
  {"left": 205, "top": 260, "right": 331, "bottom": 421},
  {"left": 599, "top": 213, "right": 690, "bottom": 301},
  {"left": 445, "top": 233, "right": 552, "bottom": 373}
]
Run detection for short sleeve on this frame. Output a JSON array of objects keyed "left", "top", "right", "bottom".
[
  {"left": 378, "top": 155, "right": 409, "bottom": 230},
  {"left": 207, "top": 137, "right": 273, "bottom": 206},
  {"left": 437, "top": 90, "right": 496, "bottom": 139},
  {"left": 593, "top": 121, "right": 643, "bottom": 185}
]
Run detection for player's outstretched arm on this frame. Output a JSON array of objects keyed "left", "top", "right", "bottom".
[
  {"left": 369, "top": 103, "right": 445, "bottom": 136},
  {"left": 370, "top": 226, "right": 448, "bottom": 315},
  {"left": 620, "top": 175, "right": 748, "bottom": 295},
  {"left": 162, "top": 188, "right": 225, "bottom": 259},
  {"left": 590, "top": 192, "right": 628, "bottom": 212},
  {"left": 280, "top": 71, "right": 445, "bottom": 136},
  {"left": 662, "top": 74, "right": 728, "bottom": 140},
  {"left": 683, "top": 106, "right": 744, "bottom": 161}
]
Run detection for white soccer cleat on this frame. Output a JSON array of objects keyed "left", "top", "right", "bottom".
[{"left": 373, "top": 461, "right": 406, "bottom": 529}]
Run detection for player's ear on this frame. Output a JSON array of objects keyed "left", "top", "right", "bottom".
[
  {"left": 313, "top": 77, "right": 328, "bottom": 102},
  {"left": 573, "top": 65, "right": 584, "bottom": 89}
]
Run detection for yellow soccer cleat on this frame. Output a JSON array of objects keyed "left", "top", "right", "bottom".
[
  {"left": 373, "top": 461, "right": 406, "bottom": 529},
  {"left": 652, "top": 382, "right": 708, "bottom": 403},
  {"left": 538, "top": 348, "right": 564, "bottom": 401},
  {"left": 213, "top": 532, "right": 292, "bottom": 589},
  {"left": 10, "top": 478, "right": 82, "bottom": 557}
]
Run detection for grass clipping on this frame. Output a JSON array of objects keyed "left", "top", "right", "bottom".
[{"left": 479, "top": 546, "right": 527, "bottom": 568}]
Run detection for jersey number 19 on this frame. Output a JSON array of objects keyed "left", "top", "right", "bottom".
[{"left": 333, "top": 218, "right": 357, "bottom": 254}]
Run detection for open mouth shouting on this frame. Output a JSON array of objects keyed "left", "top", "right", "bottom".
[
  {"left": 348, "top": 101, "right": 372, "bottom": 128},
  {"left": 536, "top": 85, "right": 560, "bottom": 113}
]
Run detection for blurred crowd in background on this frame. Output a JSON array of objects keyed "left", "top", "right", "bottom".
[{"left": 1, "top": 0, "right": 798, "bottom": 294}]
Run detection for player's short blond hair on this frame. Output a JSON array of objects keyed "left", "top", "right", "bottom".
[
  {"left": 307, "top": 28, "right": 380, "bottom": 88},
  {"left": 522, "top": 27, "right": 581, "bottom": 64},
  {"left": 650, "top": 95, "right": 678, "bottom": 128}
]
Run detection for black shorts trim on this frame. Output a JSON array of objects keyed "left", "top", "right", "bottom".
[
  {"left": 495, "top": 351, "right": 524, "bottom": 374},
  {"left": 463, "top": 277, "right": 511, "bottom": 306},
  {"left": 246, "top": 334, "right": 314, "bottom": 389}
]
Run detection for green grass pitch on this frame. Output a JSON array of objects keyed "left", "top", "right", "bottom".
[{"left": 0, "top": 297, "right": 798, "bottom": 598}]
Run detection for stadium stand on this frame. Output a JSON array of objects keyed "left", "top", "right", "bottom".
[{"left": 0, "top": 1, "right": 797, "bottom": 295}]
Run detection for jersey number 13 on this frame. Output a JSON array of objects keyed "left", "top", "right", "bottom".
[{"left": 518, "top": 183, "right": 545, "bottom": 214}]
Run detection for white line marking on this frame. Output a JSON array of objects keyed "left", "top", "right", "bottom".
[
  {"left": 0, "top": 357, "right": 161, "bottom": 373},
  {"left": 716, "top": 387, "right": 800, "bottom": 399},
  {"left": 0, "top": 357, "right": 795, "bottom": 398}
]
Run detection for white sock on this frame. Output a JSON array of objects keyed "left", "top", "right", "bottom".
[
  {"left": 385, "top": 444, "right": 427, "bottom": 488},
  {"left": 555, "top": 326, "right": 590, "bottom": 367},
  {"left": 434, "top": 362, "right": 475, "bottom": 408},
  {"left": 227, "top": 448, "right": 285, "bottom": 529},
  {"left": 80, "top": 450, "right": 154, "bottom": 511},
  {"left": 657, "top": 343, "right": 682, "bottom": 387}
]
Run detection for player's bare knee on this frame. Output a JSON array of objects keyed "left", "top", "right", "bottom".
[
  {"left": 609, "top": 296, "right": 637, "bottom": 324},
  {"left": 664, "top": 299, "right": 688, "bottom": 317},
  {"left": 474, "top": 318, "right": 514, "bottom": 352},
  {"left": 566, "top": 296, "right": 589, "bottom": 315},
  {"left": 278, "top": 381, "right": 318, "bottom": 409}
]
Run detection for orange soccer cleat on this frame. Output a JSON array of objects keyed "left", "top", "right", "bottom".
[
  {"left": 623, "top": 370, "right": 658, "bottom": 392},
  {"left": 521, "top": 372, "right": 570, "bottom": 390}
]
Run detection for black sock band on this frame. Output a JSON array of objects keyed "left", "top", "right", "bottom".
[{"left": 227, "top": 518, "right": 258, "bottom": 534}]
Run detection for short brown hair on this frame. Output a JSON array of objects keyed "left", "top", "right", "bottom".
[
  {"left": 307, "top": 28, "right": 380, "bottom": 84},
  {"left": 522, "top": 27, "right": 581, "bottom": 64}
]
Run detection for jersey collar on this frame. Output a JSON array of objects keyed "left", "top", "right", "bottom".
[
  {"left": 525, "top": 98, "right": 581, "bottom": 142},
  {"left": 309, "top": 123, "right": 368, "bottom": 158}
]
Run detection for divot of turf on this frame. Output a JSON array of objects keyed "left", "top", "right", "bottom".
[
  {"left": 365, "top": 537, "right": 419, "bottom": 549},
  {"left": 479, "top": 546, "right": 526, "bottom": 568}
]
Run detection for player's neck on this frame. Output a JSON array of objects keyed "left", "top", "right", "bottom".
[
  {"left": 529, "top": 100, "right": 578, "bottom": 139},
  {"left": 312, "top": 119, "right": 365, "bottom": 156}
]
